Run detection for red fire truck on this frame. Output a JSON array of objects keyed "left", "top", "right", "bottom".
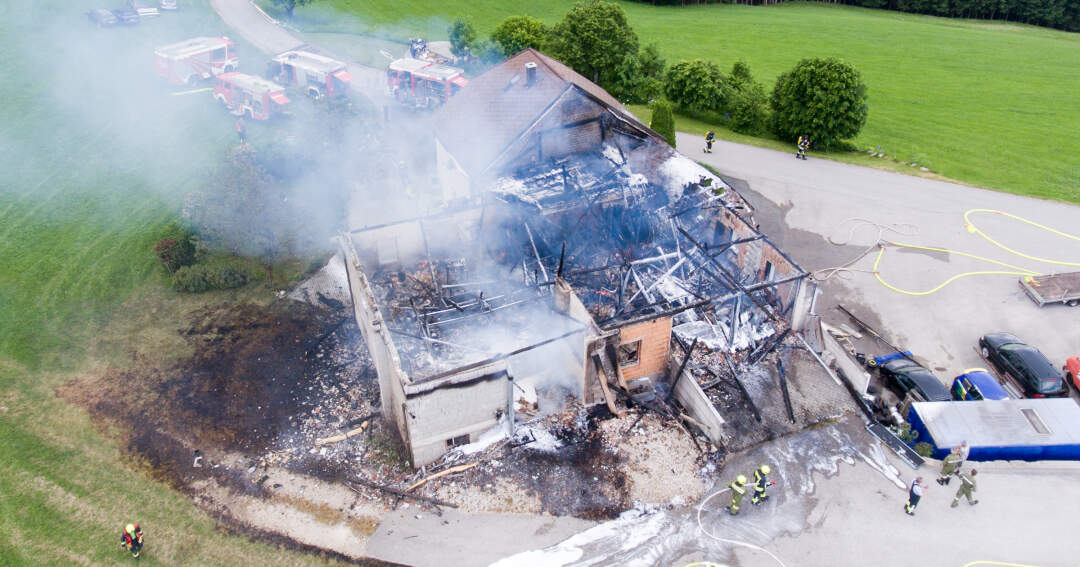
[
  {"left": 267, "top": 50, "right": 352, "bottom": 100},
  {"left": 155, "top": 37, "right": 238, "bottom": 86},
  {"left": 387, "top": 58, "right": 467, "bottom": 109},
  {"left": 212, "top": 73, "right": 290, "bottom": 120}
]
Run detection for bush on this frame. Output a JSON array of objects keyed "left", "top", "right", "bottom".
[
  {"left": 770, "top": 57, "right": 868, "bottom": 149},
  {"left": 649, "top": 100, "right": 676, "bottom": 147},
  {"left": 172, "top": 263, "right": 249, "bottom": 293},
  {"left": 155, "top": 235, "right": 196, "bottom": 274},
  {"left": 728, "top": 87, "right": 768, "bottom": 135},
  {"left": 664, "top": 60, "right": 727, "bottom": 117},
  {"left": 172, "top": 265, "right": 210, "bottom": 293}
]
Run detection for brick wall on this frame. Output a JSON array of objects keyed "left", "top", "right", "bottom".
[{"left": 617, "top": 316, "right": 673, "bottom": 381}]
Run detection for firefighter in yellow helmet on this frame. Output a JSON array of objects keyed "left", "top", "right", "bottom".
[
  {"left": 752, "top": 464, "right": 772, "bottom": 505},
  {"left": 120, "top": 523, "right": 143, "bottom": 560},
  {"left": 727, "top": 474, "right": 747, "bottom": 515}
]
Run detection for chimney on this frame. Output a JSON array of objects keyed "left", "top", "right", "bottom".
[{"left": 525, "top": 62, "right": 537, "bottom": 87}]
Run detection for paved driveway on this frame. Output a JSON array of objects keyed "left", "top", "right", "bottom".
[{"left": 682, "top": 133, "right": 1080, "bottom": 382}]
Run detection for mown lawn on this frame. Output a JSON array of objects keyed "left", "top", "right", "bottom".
[
  {"left": 268, "top": 0, "right": 1080, "bottom": 203},
  {"left": 0, "top": 2, "right": 350, "bottom": 565}
]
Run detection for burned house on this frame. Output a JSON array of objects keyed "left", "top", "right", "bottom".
[{"left": 341, "top": 50, "right": 816, "bottom": 467}]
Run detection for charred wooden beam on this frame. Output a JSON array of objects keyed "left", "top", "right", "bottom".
[
  {"left": 749, "top": 328, "right": 791, "bottom": 367},
  {"left": 524, "top": 222, "right": 549, "bottom": 282},
  {"left": 418, "top": 220, "right": 446, "bottom": 308},
  {"left": 557, "top": 242, "right": 566, "bottom": 278},
  {"left": 677, "top": 226, "right": 780, "bottom": 323},
  {"left": 666, "top": 337, "right": 699, "bottom": 403},
  {"left": 743, "top": 273, "right": 809, "bottom": 293},
  {"left": 347, "top": 479, "right": 457, "bottom": 510},
  {"left": 777, "top": 358, "right": 796, "bottom": 424},
  {"left": 710, "top": 235, "right": 763, "bottom": 257},
  {"left": 388, "top": 328, "right": 495, "bottom": 355}
]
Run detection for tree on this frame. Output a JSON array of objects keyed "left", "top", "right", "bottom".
[
  {"left": 770, "top": 58, "right": 869, "bottom": 149},
  {"left": 545, "top": 1, "right": 639, "bottom": 90},
  {"left": 664, "top": 59, "right": 727, "bottom": 117},
  {"left": 270, "top": 0, "right": 317, "bottom": 19},
  {"left": 184, "top": 146, "right": 294, "bottom": 284},
  {"left": 491, "top": 15, "right": 548, "bottom": 57},
  {"left": 650, "top": 100, "right": 677, "bottom": 147},
  {"left": 449, "top": 18, "right": 477, "bottom": 57},
  {"left": 727, "top": 61, "right": 769, "bottom": 135}
]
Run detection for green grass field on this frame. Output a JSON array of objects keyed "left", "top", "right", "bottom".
[
  {"left": 0, "top": 2, "right": 350, "bottom": 564},
  {"left": 268, "top": 0, "right": 1080, "bottom": 203}
]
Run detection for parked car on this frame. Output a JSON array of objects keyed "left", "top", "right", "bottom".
[
  {"left": 160, "top": 0, "right": 178, "bottom": 9},
  {"left": 128, "top": 0, "right": 160, "bottom": 17},
  {"left": 86, "top": 8, "right": 118, "bottom": 27},
  {"left": 1065, "top": 356, "right": 1080, "bottom": 391},
  {"left": 951, "top": 369, "right": 1009, "bottom": 401},
  {"left": 979, "top": 333, "right": 1067, "bottom": 398},
  {"left": 879, "top": 358, "right": 952, "bottom": 402},
  {"left": 111, "top": 7, "right": 139, "bottom": 25}
]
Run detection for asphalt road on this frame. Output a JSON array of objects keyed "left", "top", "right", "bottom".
[
  {"left": 209, "top": 0, "right": 387, "bottom": 100},
  {"left": 682, "top": 132, "right": 1080, "bottom": 383}
]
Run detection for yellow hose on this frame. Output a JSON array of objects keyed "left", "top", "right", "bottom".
[
  {"left": 868, "top": 209, "right": 1080, "bottom": 296},
  {"left": 964, "top": 209, "right": 1080, "bottom": 267}
]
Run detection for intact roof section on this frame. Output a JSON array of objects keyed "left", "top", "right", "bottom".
[{"left": 434, "top": 48, "right": 662, "bottom": 179}]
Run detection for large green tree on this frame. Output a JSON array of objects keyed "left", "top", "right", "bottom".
[
  {"left": 449, "top": 18, "right": 477, "bottom": 57},
  {"left": 545, "top": 1, "right": 639, "bottom": 90},
  {"left": 664, "top": 59, "right": 727, "bottom": 117},
  {"left": 491, "top": 15, "right": 549, "bottom": 57},
  {"left": 770, "top": 57, "right": 868, "bottom": 149},
  {"left": 270, "top": 0, "right": 317, "bottom": 18}
]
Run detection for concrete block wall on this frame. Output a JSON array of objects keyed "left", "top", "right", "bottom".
[
  {"left": 404, "top": 365, "right": 510, "bottom": 467},
  {"left": 617, "top": 317, "right": 672, "bottom": 382},
  {"left": 340, "top": 235, "right": 411, "bottom": 450},
  {"left": 669, "top": 356, "right": 727, "bottom": 446}
]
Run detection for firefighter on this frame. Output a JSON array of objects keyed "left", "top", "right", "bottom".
[
  {"left": 236, "top": 117, "right": 247, "bottom": 144},
  {"left": 936, "top": 448, "right": 962, "bottom": 485},
  {"left": 727, "top": 474, "right": 747, "bottom": 515},
  {"left": 704, "top": 130, "right": 716, "bottom": 153},
  {"left": 796, "top": 135, "right": 810, "bottom": 160},
  {"left": 120, "top": 523, "right": 144, "bottom": 560},
  {"left": 951, "top": 469, "right": 978, "bottom": 508},
  {"left": 904, "top": 476, "right": 925, "bottom": 516},
  {"left": 751, "top": 464, "right": 771, "bottom": 505}
]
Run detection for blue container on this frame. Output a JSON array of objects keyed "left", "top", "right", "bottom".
[{"left": 907, "top": 398, "right": 1080, "bottom": 462}]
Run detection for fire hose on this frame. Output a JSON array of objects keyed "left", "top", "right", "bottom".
[
  {"left": 814, "top": 209, "right": 1080, "bottom": 296},
  {"left": 693, "top": 481, "right": 787, "bottom": 567}
]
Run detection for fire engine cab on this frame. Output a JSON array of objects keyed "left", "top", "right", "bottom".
[
  {"left": 213, "top": 72, "right": 290, "bottom": 120},
  {"left": 387, "top": 58, "right": 467, "bottom": 109},
  {"left": 155, "top": 37, "right": 238, "bottom": 86},
  {"left": 267, "top": 51, "right": 353, "bottom": 100}
]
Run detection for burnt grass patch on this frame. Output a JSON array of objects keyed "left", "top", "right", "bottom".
[{"left": 60, "top": 300, "right": 378, "bottom": 490}]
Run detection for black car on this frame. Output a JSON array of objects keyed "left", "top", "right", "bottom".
[
  {"left": 86, "top": 8, "right": 118, "bottom": 27},
  {"left": 979, "top": 333, "right": 1067, "bottom": 398},
  {"left": 879, "top": 358, "right": 952, "bottom": 402},
  {"left": 111, "top": 7, "right": 140, "bottom": 25}
]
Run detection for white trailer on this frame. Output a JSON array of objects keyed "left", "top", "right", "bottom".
[{"left": 155, "top": 37, "right": 238, "bottom": 86}]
